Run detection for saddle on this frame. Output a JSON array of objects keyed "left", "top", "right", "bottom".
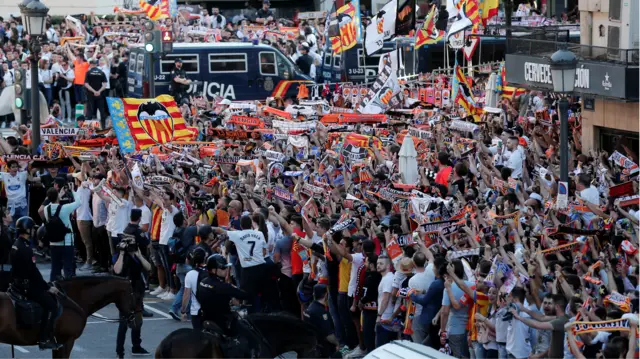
[
  {"left": 202, "top": 319, "right": 264, "bottom": 358},
  {"left": 7, "top": 285, "right": 62, "bottom": 328}
]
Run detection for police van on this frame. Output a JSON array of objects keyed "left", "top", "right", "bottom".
[
  {"left": 127, "top": 42, "right": 314, "bottom": 101},
  {"left": 319, "top": 39, "right": 413, "bottom": 84}
]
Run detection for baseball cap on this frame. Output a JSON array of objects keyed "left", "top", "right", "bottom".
[
  {"left": 174, "top": 58, "right": 183, "bottom": 63},
  {"left": 263, "top": 0, "right": 270, "bottom": 4}
]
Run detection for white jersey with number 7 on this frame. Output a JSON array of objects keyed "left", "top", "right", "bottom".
[{"left": 227, "top": 229, "right": 267, "bottom": 268}]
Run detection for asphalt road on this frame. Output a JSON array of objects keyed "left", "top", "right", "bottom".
[{"left": 1, "top": 264, "right": 193, "bottom": 359}]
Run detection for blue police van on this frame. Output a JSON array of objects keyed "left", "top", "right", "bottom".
[{"left": 127, "top": 42, "right": 314, "bottom": 101}]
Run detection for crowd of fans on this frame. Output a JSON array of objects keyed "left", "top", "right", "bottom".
[{"left": 0, "top": 2, "right": 637, "bottom": 359}]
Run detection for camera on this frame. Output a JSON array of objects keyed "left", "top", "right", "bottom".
[{"left": 118, "top": 234, "right": 138, "bottom": 253}]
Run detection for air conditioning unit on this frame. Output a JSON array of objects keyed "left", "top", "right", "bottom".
[{"left": 610, "top": 0, "right": 638, "bottom": 50}]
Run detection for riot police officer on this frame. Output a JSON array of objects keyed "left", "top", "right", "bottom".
[
  {"left": 10, "top": 216, "right": 62, "bottom": 350},
  {"left": 170, "top": 58, "right": 191, "bottom": 105}
]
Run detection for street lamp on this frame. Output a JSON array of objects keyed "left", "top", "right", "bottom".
[
  {"left": 19, "top": 0, "right": 49, "bottom": 155},
  {"left": 549, "top": 47, "right": 577, "bottom": 183}
]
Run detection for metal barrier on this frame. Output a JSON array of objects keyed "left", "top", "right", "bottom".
[{"left": 507, "top": 38, "right": 639, "bottom": 66}]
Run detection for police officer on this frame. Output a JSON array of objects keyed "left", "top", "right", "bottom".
[
  {"left": 170, "top": 58, "right": 191, "bottom": 106},
  {"left": 196, "top": 254, "right": 263, "bottom": 357},
  {"left": 84, "top": 59, "right": 108, "bottom": 127},
  {"left": 10, "top": 216, "right": 62, "bottom": 350},
  {"left": 303, "top": 284, "right": 341, "bottom": 357},
  {"left": 295, "top": 43, "right": 314, "bottom": 78},
  {"left": 196, "top": 254, "right": 249, "bottom": 330}
]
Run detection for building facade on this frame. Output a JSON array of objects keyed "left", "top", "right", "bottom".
[{"left": 505, "top": 0, "right": 638, "bottom": 154}]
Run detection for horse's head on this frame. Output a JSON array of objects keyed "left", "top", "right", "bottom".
[{"left": 56, "top": 276, "right": 139, "bottom": 328}]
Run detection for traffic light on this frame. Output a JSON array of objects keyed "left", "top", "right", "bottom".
[
  {"left": 143, "top": 20, "right": 162, "bottom": 53},
  {"left": 14, "top": 68, "right": 25, "bottom": 109},
  {"left": 161, "top": 30, "right": 174, "bottom": 53}
]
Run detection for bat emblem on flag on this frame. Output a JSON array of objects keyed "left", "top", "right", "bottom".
[{"left": 136, "top": 101, "right": 175, "bottom": 144}]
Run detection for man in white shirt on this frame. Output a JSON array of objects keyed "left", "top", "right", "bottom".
[
  {"left": 575, "top": 173, "right": 600, "bottom": 225},
  {"left": 506, "top": 287, "right": 533, "bottom": 359},
  {"left": 1, "top": 160, "right": 30, "bottom": 227},
  {"left": 376, "top": 256, "right": 395, "bottom": 348},
  {"left": 213, "top": 216, "right": 269, "bottom": 309},
  {"left": 44, "top": 185, "right": 82, "bottom": 281},
  {"left": 72, "top": 172, "right": 94, "bottom": 271},
  {"left": 152, "top": 191, "right": 180, "bottom": 300},
  {"left": 180, "top": 248, "right": 207, "bottom": 329},
  {"left": 505, "top": 136, "right": 525, "bottom": 179},
  {"left": 407, "top": 252, "right": 434, "bottom": 343}
]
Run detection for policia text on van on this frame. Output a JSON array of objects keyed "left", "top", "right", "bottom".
[{"left": 127, "top": 42, "right": 314, "bottom": 101}]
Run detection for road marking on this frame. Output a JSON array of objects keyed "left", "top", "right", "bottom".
[
  {"left": 143, "top": 304, "right": 173, "bottom": 319},
  {"left": 73, "top": 345, "right": 86, "bottom": 352},
  {"left": 86, "top": 317, "right": 172, "bottom": 324},
  {"left": 91, "top": 312, "right": 107, "bottom": 319},
  {"left": 14, "top": 346, "right": 29, "bottom": 353}
]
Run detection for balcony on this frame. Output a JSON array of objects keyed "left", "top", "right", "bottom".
[{"left": 507, "top": 38, "right": 639, "bottom": 66}]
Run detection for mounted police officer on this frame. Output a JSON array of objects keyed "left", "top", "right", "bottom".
[
  {"left": 10, "top": 216, "right": 62, "bottom": 350},
  {"left": 196, "top": 254, "right": 263, "bottom": 357},
  {"left": 170, "top": 58, "right": 191, "bottom": 106}
]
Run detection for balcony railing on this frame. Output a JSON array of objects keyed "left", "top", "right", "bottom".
[{"left": 507, "top": 38, "right": 640, "bottom": 66}]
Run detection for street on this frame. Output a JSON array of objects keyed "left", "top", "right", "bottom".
[{"left": 0, "top": 264, "right": 192, "bottom": 359}]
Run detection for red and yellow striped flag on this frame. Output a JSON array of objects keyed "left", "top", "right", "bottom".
[
  {"left": 107, "top": 95, "right": 197, "bottom": 152},
  {"left": 139, "top": 0, "right": 168, "bottom": 21},
  {"left": 332, "top": 3, "right": 357, "bottom": 54},
  {"left": 463, "top": 0, "right": 481, "bottom": 26},
  {"left": 415, "top": 5, "right": 439, "bottom": 49}
]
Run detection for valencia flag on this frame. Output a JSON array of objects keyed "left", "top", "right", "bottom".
[
  {"left": 331, "top": 3, "right": 357, "bottom": 54},
  {"left": 139, "top": 0, "right": 168, "bottom": 21},
  {"left": 107, "top": 95, "right": 197, "bottom": 153}
]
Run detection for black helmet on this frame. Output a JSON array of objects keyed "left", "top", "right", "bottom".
[
  {"left": 37, "top": 225, "right": 47, "bottom": 242},
  {"left": 206, "top": 254, "right": 231, "bottom": 271},
  {"left": 16, "top": 216, "right": 35, "bottom": 236}
]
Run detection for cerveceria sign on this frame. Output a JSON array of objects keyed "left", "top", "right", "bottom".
[{"left": 506, "top": 54, "right": 638, "bottom": 100}]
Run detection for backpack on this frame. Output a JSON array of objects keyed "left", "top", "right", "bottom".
[
  {"left": 167, "top": 228, "right": 195, "bottom": 264},
  {"left": 45, "top": 205, "right": 70, "bottom": 244}
]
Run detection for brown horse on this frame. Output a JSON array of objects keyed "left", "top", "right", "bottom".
[{"left": 0, "top": 276, "right": 137, "bottom": 359}]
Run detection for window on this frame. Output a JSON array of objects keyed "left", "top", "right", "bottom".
[
  {"left": 136, "top": 56, "right": 144, "bottom": 74},
  {"left": 609, "top": 0, "right": 621, "bottom": 21},
  {"left": 324, "top": 53, "right": 331, "bottom": 67},
  {"left": 209, "top": 53, "right": 247, "bottom": 73},
  {"left": 607, "top": 25, "right": 620, "bottom": 58},
  {"left": 274, "top": 51, "right": 292, "bottom": 77},
  {"left": 333, "top": 56, "right": 341, "bottom": 68},
  {"left": 357, "top": 48, "right": 365, "bottom": 67},
  {"left": 259, "top": 52, "right": 277, "bottom": 75},
  {"left": 160, "top": 54, "right": 199, "bottom": 74},
  {"left": 129, "top": 54, "right": 137, "bottom": 73}
]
